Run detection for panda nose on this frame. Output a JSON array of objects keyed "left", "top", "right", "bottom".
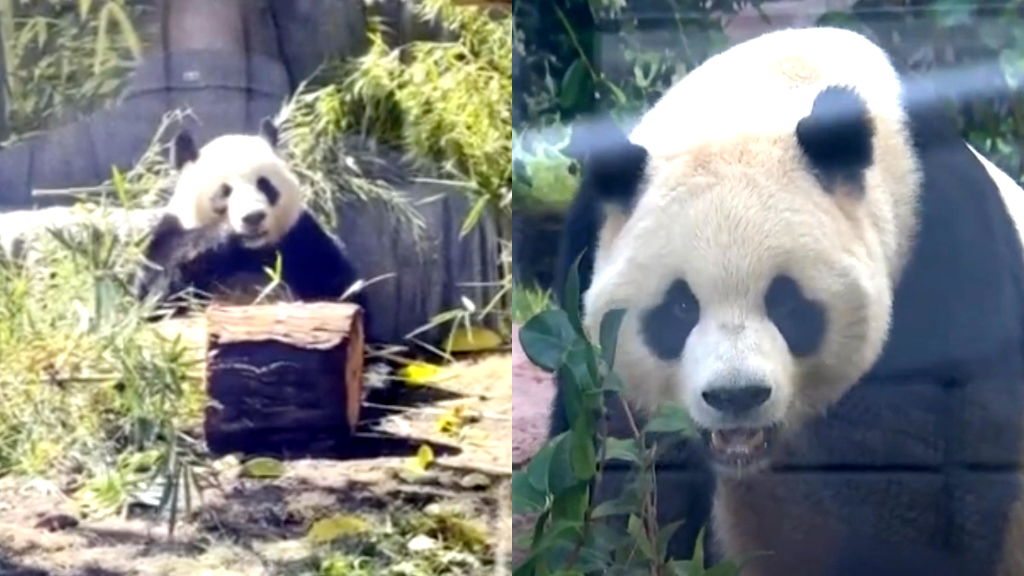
[
  {"left": 702, "top": 383, "right": 772, "bottom": 415},
  {"left": 242, "top": 211, "right": 266, "bottom": 227}
]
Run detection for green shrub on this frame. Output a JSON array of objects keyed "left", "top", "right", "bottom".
[{"left": 512, "top": 257, "right": 758, "bottom": 575}]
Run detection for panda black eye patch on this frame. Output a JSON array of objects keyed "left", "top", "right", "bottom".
[
  {"left": 642, "top": 279, "right": 700, "bottom": 361},
  {"left": 256, "top": 176, "right": 280, "bottom": 206},
  {"left": 764, "top": 274, "right": 826, "bottom": 357}
]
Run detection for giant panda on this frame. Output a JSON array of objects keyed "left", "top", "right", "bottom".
[
  {"left": 135, "top": 118, "right": 365, "bottom": 316},
  {"left": 550, "top": 26, "right": 1024, "bottom": 575}
]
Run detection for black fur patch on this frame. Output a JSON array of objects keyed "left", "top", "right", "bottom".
[
  {"left": 259, "top": 117, "right": 279, "bottom": 148},
  {"left": 573, "top": 117, "right": 649, "bottom": 209},
  {"left": 796, "top": 85, "right": 875, "bottom": 191},
  {"left": 641, "top": 279, "right": 701, "bottom": 361},
  {"left": 764, "top": 274, "right": 827, "bottom": 357},
  {"left": 256, "top": 176, "right": 280, "bottom": 206},
  {"left": 172, "top": 130, "right": 199, "bottom": 169},
  {"left": 553, "top": 117, "right": 649, "bottom": 308},
  {"left": 135, "top": 211, "right": 364, "bottom": 320}
]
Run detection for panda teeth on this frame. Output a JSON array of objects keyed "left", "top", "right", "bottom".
[{"left": 710, "top": 428, "right": 767, "bottom": 455}]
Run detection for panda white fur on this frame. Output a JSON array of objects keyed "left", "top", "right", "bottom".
[
  {"left": 134, "top": 118, "right": 365, "bottom": 315},
  {"left": 552, "top": 27, "right": 1024, "bottom": 575}
]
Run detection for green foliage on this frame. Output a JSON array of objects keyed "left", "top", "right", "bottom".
[
  {"left": 0, "top": 0, "right": 148, "bottom": 142},
  {"left": 283, "top": 0, "right": 513, "bottom": 347},
  {"left": 515, "top": 0, "right": 763, "bottom": 128},
  {"left": 275, "top": 78, "right": 427, "bottom": 237},
  {"left": 312, "top": 507, "right": 498, "bottom": 576},
  {"left": 512, "top": 258, "right": 751, "bottom": 575},
  {"left": 513, "top": 125, "right": 580, "bottom": 213},
  {"left": 512, "top": 284, "right": 552, "bottom": 325},
  {"left": 309, "top": 0, "right": 511, "bottom": 212},
  {"left": 0, "top": 152, "right": 208, "bottom": 533}
]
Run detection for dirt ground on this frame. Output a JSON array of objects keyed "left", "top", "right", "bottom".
[{"left": 0, "top": 350, "right": 513, "bottom": 576}]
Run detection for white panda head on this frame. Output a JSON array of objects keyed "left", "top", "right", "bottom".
[
  {"left": 166, "top": 118, "right": 304, "bottom": 249},
  {"left": 581, "top": 78, "right": 921, "bottom": 476}
]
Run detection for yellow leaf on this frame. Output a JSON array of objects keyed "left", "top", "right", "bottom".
[
  {"left": 446, "top": 325, "right": 503, "bottom": 353},
  {"left": 409, "top": 444, "right": 435, "bottom": 473},
  {"left": 240, "top": 457, "right": 286, "bottom": 479},
  {"left": 400, "top": 361, "right": 442, "bottom": 386},
  {"left": 436, "top": 405, "right": 466, "bottom": 436},
  {"left": 307, "top": 514, "right": 371, "bottom": 544}
]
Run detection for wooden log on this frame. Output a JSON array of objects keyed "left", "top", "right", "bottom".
[{"left": 204, "top": 302, "right": 365, "bottom": 457}]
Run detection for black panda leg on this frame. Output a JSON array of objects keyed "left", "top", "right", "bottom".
[
  {"left": 547, "top": 374, "right": 571, "bottom": 438},
  {"left": 277, "top": 211, "right": 367, "bottom": 315}
]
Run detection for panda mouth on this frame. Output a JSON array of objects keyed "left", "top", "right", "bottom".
[
  {"left": 699, "top": 425, "right": 777, "bottom": 472},
  {"left": 239, "top": 230, "right": 269, "bottom": 245}
]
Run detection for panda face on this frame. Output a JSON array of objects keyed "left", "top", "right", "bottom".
[
  {"left": 166, "top": 119, "right": 304, "bottom": 249},
  {"left": 582, "top": 85, "right": 909, "bottom": 476}
]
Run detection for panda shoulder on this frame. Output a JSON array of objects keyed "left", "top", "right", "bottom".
[{"left": 277, "top": 210, "right": 350, "bottom": 256}]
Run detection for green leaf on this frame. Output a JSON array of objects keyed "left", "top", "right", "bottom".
[
  {"left": 643, "top": 403, "right": 696, "bottom": 436},
  {"left": 599, "top": 308, "right": 627, "bottom": 369},
  {"left": 515, "top": 518, "right": 582, "bottom": 576},
  {"left": 548, "top": 433, "right": 580, "bottom": 496},
  {"left": 512, "top": 557, "right": 537, "bottom": 576},
  {"left": 602, "top": 80, "right": 628, "bottom": 106},
  {"left": 519, "top": 308, "right": 577, "bottom": 371},
  {"left": 602, "top": 437, "right": 640, "bottom": 464},
  {"left": 563, "top": 251, "right": 585, "bottom": 333},
  {"left": 512, "top": 470, "right": 547, "bottom": 514},
  {"left": 555, "top": 364, "right": 585, "bottom": 432},
  {"left": 602, "top": 370, "right": 625, "bottom": 393},
  {"left": 549, "top": 481, "right": 589, "bottom": 525},
  {"left": 240, "top": 457, "right": 285, "bottom": 479},
  {"left": 110, "top": 165, "right": 128, "bottom": 206},
  {"left": 567, "top": 338, "right": 602, "bottom": 393},
  {"left": 560, "top": 58, "right": 589, "bottom": 110},
  {"left": 574, "top": 541, "right": 613, "bottom": 574},
  {"left": 657, "top": 520, "right": 686, "bottom": 563},
  {"left": 569, "top": 424, "right": 596, "bottom": 480},
  {"left": 306, "top": 514, "right": 371, "bottom": 544},
  {"left": 690, "top": 526, "right": 707, "bottom": 571},
  {"left": 535, "top": 520, "right": 584, "bottom": 558},
  {"left": 584, "top": 521, "right": 627, "bottom": 556},
  {"left": 591, "top": 496, "right": 638, "bottom": 519},
  {"left": 461, "top": 194, "right": 492, "bottom": 236},
  {"left": 526, "top": 433, "right": 563, "bottom": 493},
  {"left": 626, "top": 514, "right": 655, "bottom": 560}
]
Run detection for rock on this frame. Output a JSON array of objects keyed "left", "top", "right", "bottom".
[
  {"left": 459, "top": 472, "right": 493, "bottom": 490},
  {"left": 0, "top": 206, "right": 160, "bottom": 262},
  {"left": 407, "top": 533, "right": 439, "bottom": 553},
  {"left": 34, "top": 512, "right": 79, "bottom": 532}
]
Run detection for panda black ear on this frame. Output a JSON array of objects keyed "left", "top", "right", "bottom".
[
  {"left": 259, "top": 117, "right": 279, "bottom": 148},
  {"left": 796, "top": 85, "right": 874, "bottom": 192},
  {"left": 573, "top": 117, "right": 648, "bottom": 209},
  {"left": 172, "top": 130, "right": 199, "bottom": 170}
]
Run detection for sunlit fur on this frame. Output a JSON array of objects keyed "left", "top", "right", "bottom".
[{"left": 165, "top": 132, "right": 304, "bottom": 248}]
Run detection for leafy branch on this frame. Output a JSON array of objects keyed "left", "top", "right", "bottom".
[{"left": 511, "top": 256, "right": 751, "bottom": 576}]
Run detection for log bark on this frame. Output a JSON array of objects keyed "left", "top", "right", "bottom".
[{"left": 204, "top": 302, "right": 365, "bottom": 457}]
